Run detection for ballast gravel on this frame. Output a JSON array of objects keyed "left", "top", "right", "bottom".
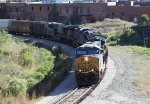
[{"left": 81, "top": 56, "right": 116, "bottom": 104}]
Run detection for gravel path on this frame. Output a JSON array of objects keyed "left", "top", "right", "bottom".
[{"left": 81, "top": 46, "right": 150, "bottom": 104}]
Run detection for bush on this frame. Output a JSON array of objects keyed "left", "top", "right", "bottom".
[
  {"left": 27, "top": 77, "right": 37, "bottom": 88},
  {"left": 141, "top": 14, "right": 150, "bottom": 26},
  {"left": 107, "top": 34, "right": 120, "bottom": 44},
  {"left": 1, "top": 77, "right": 27, "bottom": 97},
  {"left": 33, "top": 72, "right": 45, "bottom": 80},
  {"left": 119, "top": 27, "right": 135, "bottom": 45},
  {"left": 21, "top": 48, "right": 33, "bottom": 67},
  {"left": 8, "top": 78, "right": 27, "bottom": 96},
  {"left": 108, "top": 41, "right": 118, "bottom": 46}
]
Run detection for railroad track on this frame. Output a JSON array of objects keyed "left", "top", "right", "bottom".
[
  {"left": 55, "top": 86, "right": 93, "bottom": 104},
  {"left": 55, "top": 68, "right": 106, "bottom": 104}
]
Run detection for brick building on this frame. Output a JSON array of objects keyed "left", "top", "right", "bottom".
[{"left": 4, "top": 2, "right": 150, "bottom": 23}]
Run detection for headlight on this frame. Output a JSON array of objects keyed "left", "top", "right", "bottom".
[
  {"left": 91, "top": 69, "right": 94, "bottom": 72},
  {"left": 79, "top": 70, "right": 82, "bottom": 72},
  {"left": 85, "top": 56, "right": 88, "bottom": 62}
]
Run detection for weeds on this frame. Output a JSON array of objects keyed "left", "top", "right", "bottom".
[{"left": 131, "top": 46, "right": 150, "bottom": 55}]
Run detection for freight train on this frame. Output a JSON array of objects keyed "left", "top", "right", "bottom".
[{"left": 0, "top": 19, "right": 107, "bottom": 86}]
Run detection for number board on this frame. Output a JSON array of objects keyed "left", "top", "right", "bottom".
[{"left": 76, "top": 49, "right": 99, "bottom": 55}]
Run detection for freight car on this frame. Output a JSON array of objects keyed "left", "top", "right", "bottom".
[
  {"left": 6, "top": 20, "right": 89, "bottom": 47},
  {"left": 8, "top": 20, "right": 31, "bottom": 34}
]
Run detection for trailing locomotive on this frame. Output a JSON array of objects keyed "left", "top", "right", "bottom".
[{"left": 0, "top": 19, "right": 107, "bottom": 86}]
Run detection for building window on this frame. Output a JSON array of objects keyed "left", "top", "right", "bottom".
[
  {"left": 32, "top": 7, "right": 34, "bottom": 11},
  {"left": 16, "top": 8, "right": 18, "bottom": 12},
  {"left": 39, "top": 7, "right": 42, "bottom": 11},
  {"left": 47, "top": 7, "right": 49, "bottom": 11},
  {"left": 7, "top": 16, "right": 10, "bottom": 19},
  {"left": 87, "top": 7, "right": 91, "bottom": 14},
  {"left": 17, "top": 16, "right": 20, "bottom": 20},
  {"left": 21, "top": 8, "right": 24, "bottom": 12},
  {"left": 9, "top": 8, "right": 12, "bottom": 12},
  {"left": 59, "top": 8, "right": 62, "bottom": 14},
  {"left": 121, "top": 12, "right": 124, "bottom": 16},
  {"left": 66, "top": 8, "right": 69, "bottom": 13},
  {"left": 112, "top": 12, "right": 115, "bottom": 16},
  {"left": 80, "top": 7, "right": 83, "bottom": 13}
]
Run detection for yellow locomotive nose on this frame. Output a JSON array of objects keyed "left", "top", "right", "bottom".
[{"left": 75, "top": 56, "right": 100, "bottom": 85}]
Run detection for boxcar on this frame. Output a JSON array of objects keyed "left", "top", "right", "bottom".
[
  {"left": 30, "top": 21, "right": 48, "bottom": 37},
  {"left": 8, "top": 20, "right": 31, "bottom": 34}
]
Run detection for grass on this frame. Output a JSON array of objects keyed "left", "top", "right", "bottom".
[
  {"left": 132, "top": 73, "right": 150, "bottom": 94},
  {"left": 82, "top": 18, "right": 135, "bottom": 34},
  {"left": 131, "top": 46, "right": 150, "bottom": 55}
]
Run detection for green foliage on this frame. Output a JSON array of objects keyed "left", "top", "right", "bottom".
[
  {"left": 38, "top": 60, "right": 54, "bottom": 74},
  {"left": 0, "top": 31, "right": 57, "bottom": 103},
  {"left": 0, "top": 30, "right": 72, "bottom": 104},
  {"left": 82, "top": 18, "right": 135, "bottom": 33},
  {"left": 107, "top": 34, "right": 120, "bottom": 43},
  {"left": 8, "top": 78, "right": 27, "bottom": 96},
  {"left": 0, "top": 31, "right": 12, "bottom": 54},
  {"left": 33, "top": 72, "right": 45, "bottom": 80},
  {"left": 141, "top": 14, "right": 150, "bottom": 26},
  {"left": 40, "top": 48, "right": 55, "bottom": 61},
  {"left": 131, "top": 46, "right": 150, "bottom": 55},
  {"left": 119, "top": 27, "right": 135, "bottom": 44},
  {"left": 38, "top": 48, "right": 55, "bottom": 75},
  {"left": 21, "top": 48, "right": 33, "bottom": 67},
  {"left": 27, "top": 76, "right": 37, "bottom": 88},
  {"left": 1, "top": 77, "right": 27, "bottom": 97}
]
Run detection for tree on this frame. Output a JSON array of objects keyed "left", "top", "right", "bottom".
[
  {"left": 119, "top": 27, "right": 135, "bottom": 44},
  {"left": 50, "top": 4, "right": 59, "bottom": 22},
  {"left": 70, "top": 14, "right": 81, "bottom": 25},
  {"left": 141, "top": 14, "right": 150, "bottom": 26},
  {"left": 0, "top": 3, "right": 6, "bottom": 18},
  {"left": 69, "top": 7, "right": 81, "bottom": 25}
]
